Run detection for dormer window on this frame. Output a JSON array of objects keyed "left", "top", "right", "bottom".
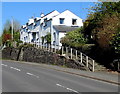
[
  {"left": 44, "top": 18, "right": 47, "bottom": 21},
  {"left": 43, "top": 18, "right": 47, "bottom": 27},
  {"left": 72, "top": 19, "right": 77, "bottom": 25},
  {"left": 43, "top": 22, "right": 47, "bottom": 27},
  {"left": 60, "top": 18, "right": 64, "bottom": 24}
]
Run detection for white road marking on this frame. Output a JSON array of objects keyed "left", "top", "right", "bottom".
[
  {"left": 10, "top": 67, "right": 21, "bottom": 71},
  {"left": 26, "top": 72, "right": 39, "bottom": 78},
  {"left": 26, "top": 72, "right": 33, "bottom": 75},
  {"left": 13, "top": 68, "right": 21, "bottom": 71},
  {"left": 66, "top": 88, "right": 78, "bottom": 93},
  {"left": 1, "top": 64, "right": 8, "bottom": 67},
  {"left": 56, "top": 84, "right": 62, "bottom": 87},
  {"left": 56, "top": 84, "right": 65, "bottom": 88},
  {"left": 56, "top": 83, "right": 78, "bottom": 93}
]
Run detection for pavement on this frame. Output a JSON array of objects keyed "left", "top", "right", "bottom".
[{"left": 1, "top": 60, "right": 120, "bottom": 92}]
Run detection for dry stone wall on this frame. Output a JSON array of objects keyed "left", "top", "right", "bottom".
[{"left": 2, "top": 47, "right": 87, "bottom": 70}]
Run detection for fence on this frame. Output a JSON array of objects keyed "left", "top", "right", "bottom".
[{"left": 23, "top": 42, "right": 95, "bottom": 72}]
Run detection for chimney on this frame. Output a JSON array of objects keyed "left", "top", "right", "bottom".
[
  {"left": 31, "top": 16, "right": 34, "bottom": 19},
  {"left": 40, "top": 13, "right": 44, "bottom": 17}
]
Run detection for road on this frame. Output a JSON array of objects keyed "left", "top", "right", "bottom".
[{"left": 1, "top": 60, "right": 118, "bottom": 93}]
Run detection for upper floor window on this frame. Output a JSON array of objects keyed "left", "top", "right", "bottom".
[
  {"left": 72, "top": 19, "right": 77, "bottom": 25},
  {"left": 34, "top": 24, "right": 37, "bottom": 29},
  {"left": 44, "top": 18, "right": 47, "bottom": 27},
  {"left": 43, "top": 21, "right": 47, "bottom": 27},
  {"left": 60, "top": 18, "right": 65, "bottom": 24}
]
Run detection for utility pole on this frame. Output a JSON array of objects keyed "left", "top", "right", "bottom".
[{"left": 11, "top": 17, "right": 13, "bottom": 41}]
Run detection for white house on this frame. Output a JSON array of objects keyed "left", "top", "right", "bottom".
[{"left": 20, "top": 10, "right": 83, "bottom": 48}]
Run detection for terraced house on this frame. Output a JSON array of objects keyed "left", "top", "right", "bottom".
[{"left": 20, "top": 10, "right": 83, "bottom": 48}]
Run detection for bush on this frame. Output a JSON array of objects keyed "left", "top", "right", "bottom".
[
  {"left": 70, "top": 44, "right": 95, "bottom": 56},
  {"left": 16, "top": 40, "right": 23, "bottom": 47},
  {"left": 61, "top": 27, "right": 87, "bottom": 48},
  {"left": 18, "top": 43, "right": 34, "bottom": 48},
  {"left": 5, "top": 40, "right": 12, "bottom": 47}
]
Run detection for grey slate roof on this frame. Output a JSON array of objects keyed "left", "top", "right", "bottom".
[{"left": 53, "top": 25, "right": 79, "bottom": 32}]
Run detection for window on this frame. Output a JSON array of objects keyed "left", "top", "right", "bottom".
[
  {"left": 43, "top": 21, "right": 47, "bottom": 27},
  {"left": 24, "top": 37, "right": 26, "bottom": 41},
  {"left": 53, "top": 41, "right": 55, "bottom": 45},
  {"left": 53, "top": 32, "right": 56, "bottom": 40},
  {"left": 32, "top": 32, "right": 36, "bottom": 42},
  {"left": 72, "top": 19, "right": 77, "bottom": 25},
  {"left": 60, "top": 18, "right": 65, "bottom": 24},
  {"left": 43, "top": 18, "right": 47, "bottom": 27}
]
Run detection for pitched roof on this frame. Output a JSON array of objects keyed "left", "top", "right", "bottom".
[
  {"left": 52, "top": 10, "right": 82, "bottom": 20},
  {"left": 21, "top": 25, "right": 26, "bottom": 29},
  {"left": 53, "top": 25, "right": 79, "bottom": 32},
  {"left": 41, "top": 10, "right": 56, "bottom": 18},
  {"left": 34, "top": 17, "right": 41, "bottom": 21}
]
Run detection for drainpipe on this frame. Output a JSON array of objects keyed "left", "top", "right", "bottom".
[{"left": 39, "top": 23, "right": 41, "bottom": 46}]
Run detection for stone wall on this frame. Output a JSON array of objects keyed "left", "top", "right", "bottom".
[
  {"left": 2, "top": 47, "right": 87, "bottom": 70},
  {"left": 2, "top": 47, "right": 13, "bottom": 59},
  {"left": 2, "top": 47, "right": 20, "bottom": 60}
]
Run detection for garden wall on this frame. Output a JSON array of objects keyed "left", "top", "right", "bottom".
[{"left": 2, "top": 47, "right": 87, "bottom": 70}]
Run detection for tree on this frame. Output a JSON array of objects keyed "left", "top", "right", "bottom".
[
  {"left": 85, "top": 2, "right": 120, "bottom": 48},
  {"left": 111, "top": 28, "right": 120, "bottom": 55},
  {"left": 83, "top": 2, "right": 120, "bottom": 68},
  {"left": 41, "top": 32, "right": 51, "bottom": 44},
  {"left": 44, "top": 32, "right": 51, "bottom": 44},
  {"left": 2, "top": 19, "right": 21, "bottom": 46},
  {"left": 0, "top": 36, "right": 1, "bottom": 42},
  {"left": 61, "top": 27, "right": 87, "bottom": 48},
  {"left": 4, "top": 19, "right": 20, "bottom": 33}
]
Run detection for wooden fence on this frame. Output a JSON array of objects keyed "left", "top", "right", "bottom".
[{"left": 23, "top": 42, "right": 96, "bottom": 72}]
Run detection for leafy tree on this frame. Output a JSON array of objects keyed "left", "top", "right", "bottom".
[
  {"left": 14, "top": 31, "right": 20, "bottom": 42},
  {"left": 61, "top": 28, "right": 87, "bottom": 48},
  {"left": 0, "top": 35, "right": 2, "bottom": 46},
  {"left": 83, "top": 2, "right": 120, "bottom": 69},
  {"left": 85, "top": 2, "right": 120, "bottom": 48},
  {"left": 4, "top": 19, "right": 20, "bottom": 33},
  {"left": 41, "top": 32, "right": 51, "bottom": 44},
  {"left": 44, "top": 32, "right": 51, "bottom": 44},
  {"left": 3, "top": 34, "right": 11, "bottom": 43},
  {"left": 111, "top": 28, "right": 120, "bottom": 54},
  {"left": 96, "top": 13, "right": 120, "bottom": 48},
  {"left": 2, "top": 19, "right": 21, "bottom": 47},
  {"left": 41, "top": 36, "right": 45, "bottom": 45}
]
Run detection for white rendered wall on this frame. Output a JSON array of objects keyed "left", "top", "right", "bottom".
[
  {"left": 20, "top": 10, "right": 83, "bottom": 47},
  {"left": 51, "top": 26, "right": 57, "bottom": 45},
  {"left": 52, "top": 10, "right": 83, "bottom": 27},
  {"left": 21, "top": 31, "right": 28, "bottom": 43},
  {"left": 39, "top": 20, "right": 52, "bottom": 44},
  {"left": 40, "top": 10, "right": 60, "bottom": 24},
  {"left": 42, "top": 21, "right": 51, "bottom": 36},
  {"left": 59, "top": 32, "right": 66, "bottom": 46},
  {"left": 41, "top": 11, "right": 59, "bottom": 22}
]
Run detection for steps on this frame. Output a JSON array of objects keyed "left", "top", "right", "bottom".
[
  {"left": 66, "top": 53, "right": 108, "bottom": 72},
  {"left": 94, "top": 63, "right": 108, "bottom": 71}
]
